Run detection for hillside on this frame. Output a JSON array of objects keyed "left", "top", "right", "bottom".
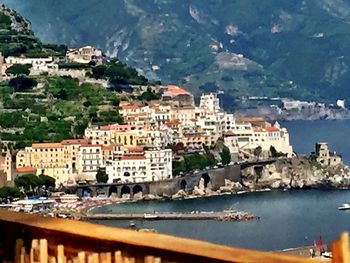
[
  {"left": 0, "top": 6, "right": 153, "bottom": 148},
  {"left": 0, "top": 4, "right": 66, "bottom": 57},
  {"left": 3, "top": 0, "right": 350, "bottom": 107}
]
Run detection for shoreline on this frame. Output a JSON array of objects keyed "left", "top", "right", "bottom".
[{"left": 85, "top": 186, "right": 350, "bottom": 217}]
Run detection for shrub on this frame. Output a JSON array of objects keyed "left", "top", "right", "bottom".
[
  {"left": 8, "top": 76, "right": 38, "bottom": 92},
  {"left": 5, "top": 64, "right": 31, "bottom": 76}
]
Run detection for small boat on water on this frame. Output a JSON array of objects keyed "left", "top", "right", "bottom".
[
  {"left": 338, "top": 203, "right": 350, "bottom": 210},
  {"left": 143, "top": 213, "right": 159, "bottom": 219},
  {"left": 129, "top": 221, "right": 136, "bottom": 228}
]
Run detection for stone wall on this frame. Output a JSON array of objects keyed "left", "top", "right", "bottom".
[
  {"left": 73, "top": 164, "right": 242, "bottom": 197},
  {"left": 148, "top": 164, "right": 241, "bottom": 196}
]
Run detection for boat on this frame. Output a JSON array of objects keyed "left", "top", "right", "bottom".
[
  {"left": 338, "top": 203, "right": 350, "bottom": 210},
  {"left": 143, "top": 213, "right": 159, "bottom": 219},
  {"left": 129, "top": 221, "right": 136, "bottom": 228}
]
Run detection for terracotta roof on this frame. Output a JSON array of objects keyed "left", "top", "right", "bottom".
[
  {"left": 16, "top": 167, "right": 37, "bottom": 173},
  {"left": 265, "top": 126, "right": 280, "bottom": 132},
  {"left": 127, "top": 147, "right": 144, "bottom": 153},
  {"left": 102, "top": 145, "right": 114, "bottom": 151},
  {"left": 61, "top": 139, "right": 88, "bottom": 145},
  {"left": 32, "top": 143, "right": 62, "bottom": 149},
  {"left": 165, "top": 119, "right": 181, "bottom": 126},
  {"left": 166, "top": 85, "right": 190, "bottom": 95},
  {"left": 121, "top": 104, "right": 140, "bottom": 110},
  {"left": 120, "top": 155, "right": 146, "bottom": 160}
]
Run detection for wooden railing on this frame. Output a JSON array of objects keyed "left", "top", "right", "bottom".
[{"left": 0, "top": 210, "right": 348, "bottom": 263}]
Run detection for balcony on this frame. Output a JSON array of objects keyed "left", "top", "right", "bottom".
[{"left": 0, "top": 210, "right": 348, "bottom": 263}]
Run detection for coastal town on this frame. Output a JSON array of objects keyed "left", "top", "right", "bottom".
[
  {"left": 2, "top": 3, "right": 350, "bottom": 262},
  {"left": 1, "top": 43, "right": 348, "bottom": 221},
  {"left": 0, "top": 47, "right": 294, "bottom": 188}
]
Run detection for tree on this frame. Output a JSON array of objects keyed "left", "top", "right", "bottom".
[
  {"left": 8, "top": 76, "right": 38, "bottom": 92},
  {"left": 5, "top": 64, "right": 31, "bottom": 76},
  {"left": 38, "top": 174, "right": 56, "bottom": 188},
  {"left": 14, "top": 174, "right": 41, "bottom": 190},
  {"left": 14, "top": 173, "right": 55, "bottom": 191},
  {"left": 173, "top": 160, "right": 186, "bottom": 176},
  {"left": 0, "top": 186, "right": 21, "bottom": 199},
  {"left": 90, "top": 65, "right": 107, "bottom": 79},
  {"left": 96, "top": 168, "right": 108, "bottom": 183},
  {"left": 220, "top": 147, "right": 231, "bottom": 165},
  {"left": 137, "top": 87, "right": 160, "bottom": 101}
]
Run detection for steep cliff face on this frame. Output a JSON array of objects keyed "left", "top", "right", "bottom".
[
  {"left": 0, "top": 5, "right": 32, "bottom": 34},
  {"left": 5, "top": 0, "right": 350, "bottom": 105},
  {"left": 241, "top": 157, "right": 350, "bottom": 189}
]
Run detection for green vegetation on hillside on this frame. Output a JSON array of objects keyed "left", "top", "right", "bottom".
[
  {"left": 88, "top": 59, "right": 148, "bottom": 86},
  {"left": 0, "top": 76, "right": 123, "bottom": 147},
  {"left": 173, "top": 153, "right": 217, "bottom": 175},
  {"left": 0, "top": 6, "right": 66, "bottom": 57}
]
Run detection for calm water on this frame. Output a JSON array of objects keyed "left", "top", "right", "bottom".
[{"left": 91, "top": 120, "right": 350, "bottom": 250}]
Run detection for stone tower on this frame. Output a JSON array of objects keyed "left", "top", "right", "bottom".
[{"left": 315, "top": 142, "right": 330, "bottom": 159}]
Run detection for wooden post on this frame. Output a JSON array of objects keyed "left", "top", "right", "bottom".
[
  {"left": 114, "top": 251, "right": 122, "bottom": 263},
  {"left": 39, "top": 239, "right": 48, "bottom": 263},
  {"left": 20, "top": 247, "right": 26, "bottom": 263},
  {"left": 91, "top": 253, "right": 99, "bottom": 263},
  {"left": 144, "top": 256, "right": 155, "bottom": 263},
  {"left": 77, "top": 252, "right": 85, "bottom": 263},
  {"left": 57, "top": 245, "right": 65, "bottom": 263},
  {"left": 332, "top": 232, "right": 350, "bottom": 263},
  {"left": 15, "top": 239, "right": 24, "bottom": 263},
  {"left": 31, "top": 240, "right": 39, "bottom": 263}
]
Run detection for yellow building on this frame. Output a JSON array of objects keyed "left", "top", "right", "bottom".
[
  {"left": 16, "top": 142, "right": 76, "bottom": 186},
  {"left": 111, "top": 130, "right": 139, "bottom": 147}
]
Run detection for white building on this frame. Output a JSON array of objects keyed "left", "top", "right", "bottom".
[
  {"left": 5, "top": 56, "right": 58, "bottom": 75},
  {"left": 78, "top": 145, "right": 103, "bottom": 180},
  {"left": 199, "top": 93, "right": 221, "bottom": 113},
  {"left": 106, "top": 148, "right": 172, "bottom": 183}
]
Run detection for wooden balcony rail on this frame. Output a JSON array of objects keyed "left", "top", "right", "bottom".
[{"left": 0, "top": 210, "right": 348, "bottom": 263}]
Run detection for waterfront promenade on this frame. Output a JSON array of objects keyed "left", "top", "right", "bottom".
[{"left": 83, "top": 210, "right": 256, "bottom": 221}]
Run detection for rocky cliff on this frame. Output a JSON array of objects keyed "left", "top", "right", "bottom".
[{"left": 240, "top": 157, "right": 350, "bottom": 190}]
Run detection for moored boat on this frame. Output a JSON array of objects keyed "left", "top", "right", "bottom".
[{"left": 338, "top": 203, "right": 350, "bottom": 210}]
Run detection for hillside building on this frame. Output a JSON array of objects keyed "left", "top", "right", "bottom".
[{"left": 66, "top": 46, "right": 104, "bottom": 64}]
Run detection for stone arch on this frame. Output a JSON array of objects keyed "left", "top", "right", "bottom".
[
  {"left": 121, "top": 185, "right": 131, "bottom": 195},
  {"left": 201, "top": 173, "right": 211, "bottom": 188},
  {"left": 108, "top": 185, "right": 118, "bottom": 197},
  {"left": 180, "top": 179, "right": 187, "bottom": 190},
  {"left": 132, "top": 185, "right": 143, "bottom": 195}
]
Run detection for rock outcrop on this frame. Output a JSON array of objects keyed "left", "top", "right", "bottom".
[{"left": 241, "top": 157, "right": 350, "bottom": 190}]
